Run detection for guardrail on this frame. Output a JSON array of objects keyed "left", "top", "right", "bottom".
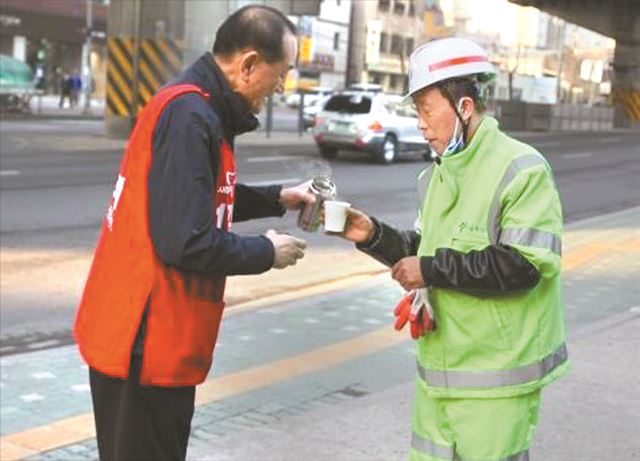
[{"left": 496, "top": 101, "right": 614, "bottom": 131}]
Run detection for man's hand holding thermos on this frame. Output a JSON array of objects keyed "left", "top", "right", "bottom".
[{"left": 264, "top": 230, "right": 307, "bottom": 269}]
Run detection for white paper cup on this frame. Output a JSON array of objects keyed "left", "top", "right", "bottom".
[{"left": 324, "top": 200, "right": 351, "bottom": 232}]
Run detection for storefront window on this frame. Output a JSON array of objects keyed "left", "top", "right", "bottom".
[
  {"left": 391, "top": 35, "right": 403, "bottom": 55},
  {"left": 380, "top": 33, "right": 388, "bottom": 53}
]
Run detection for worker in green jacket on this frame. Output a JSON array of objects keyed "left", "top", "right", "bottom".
[{"left": 332, "top": 37, "right": 569, "bottom": 460}]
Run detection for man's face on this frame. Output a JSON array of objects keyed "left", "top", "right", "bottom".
[
  {"left": 413, "top": 86, "right": 459, "bottom": 156},
  {"left": 245, "top": 33, "right": 297, "bottom": 114}
]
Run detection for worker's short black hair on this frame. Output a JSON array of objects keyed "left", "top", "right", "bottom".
[
  {"left": 437, "top": 76, "right": 489, "bottom": 113},
  {"left": 213, "top": 5, "right": 298, "bottom": 63}
]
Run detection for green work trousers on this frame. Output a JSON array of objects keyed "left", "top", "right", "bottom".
[{"left": 410, "top": 379, "right": 541, "bottom": 461}]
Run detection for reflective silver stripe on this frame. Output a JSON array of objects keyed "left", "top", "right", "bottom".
[
  {"left": 456, "top": 448, "right": 529, "bottom": 461},
  {"left": 499, "top": 227, "right": 562, "bottom": 255},
  {"left": 418, "top": 342, "right": 568, "bottom": 389},
  {"left": 412, "top": 432, "right": 454, "bottom": 460},
  {"left": 417, "top": 164, "right": 435, "bottom": 216},
  {"left": 487, "top": 155, "right": 547, "bottom": 243}
]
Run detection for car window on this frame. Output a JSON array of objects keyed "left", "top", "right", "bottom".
[
  {"left": 324, "top": 94, "right": 372, "bottom": 114},
  {"left": 381, "top": 98, "right": 397, "bottom": 115},
  {"left": 395, "top": 102, "right": 418, "bottom": 118}
]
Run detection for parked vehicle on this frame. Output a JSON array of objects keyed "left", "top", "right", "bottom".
[
  {"left": 312, "top": 90, "right": 429, "bottom": 164},
  {"left": 0, "top": 54, "right": 37, "bottom": 113},
  {"left": 302, "top": 94, "right": 331, "bottom": 129},
  {"left": 285, "top": 86, "right": 332, "bottom": 108},
  {"left": 347, "top": 82, "right": 383, "bottom": 92}
]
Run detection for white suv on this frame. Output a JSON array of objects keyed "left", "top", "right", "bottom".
[{"left": 312, "top": 90, "right": 429, "bottom": 164}]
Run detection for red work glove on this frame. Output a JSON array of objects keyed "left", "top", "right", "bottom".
[
  {"left": 393, "top": 289, "right": 436, "bottom": 340},
  {"left": 394, "top": 291, "right": 415, "bottom": 331}
]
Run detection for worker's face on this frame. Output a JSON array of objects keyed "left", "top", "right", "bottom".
[
  {"left": 413, "top": 86, "right": 463, "bottom": 156},
  {"left": 242, "top": 33, "right": 297, "bottom": 114}
]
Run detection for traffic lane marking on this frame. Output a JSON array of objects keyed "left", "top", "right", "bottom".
[
  {"left": 245, "top": 156, "right": 298, "bottom": 162},
  {"left": 0, "top": 170, "right": 21, "bottom": 177},
  {"left": 561, "top": 152, "right": 593, "bottom": 160}
]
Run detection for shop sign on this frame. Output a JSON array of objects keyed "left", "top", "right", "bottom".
[{"left": 0, "top": 14, "right": 21, "bottom": 27}]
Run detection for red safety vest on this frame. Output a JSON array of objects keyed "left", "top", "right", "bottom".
[{"left": 74, "top": 84, "right": 236, "bottom": 386}]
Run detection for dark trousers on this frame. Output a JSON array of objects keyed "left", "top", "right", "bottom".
[{"left": 89, "top": 354, "right": 196, "bottom": 461}]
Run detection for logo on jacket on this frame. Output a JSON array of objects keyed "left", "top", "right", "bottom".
[
  {"left": 458, "top": 221, "right": 485, "bottom": 237},
  {"left": 217, "top": 171, "right": 236, "bottom": 195}
]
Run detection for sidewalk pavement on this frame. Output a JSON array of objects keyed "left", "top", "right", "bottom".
[
  {"left": 0, "top": 206, "right": 638, "bottom": 460},
  {"left": 188, "top": 311, "right": 640, "bottom": 461},
  {"left": 4, "top": 94, "right": 105, "bottom": 120},
  {"left": 185, "top": 208, "right": 640, "bottom": 461}
]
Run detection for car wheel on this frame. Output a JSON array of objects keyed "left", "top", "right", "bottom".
[
  {"left": 376, "top": 134, "right": 398, "bottom": 164},
  {"left": 422, "top": 150, "right": 433, "bottom": 162},
  {"left": 319, "top": 146, "right": 338, "bottom": 159}
]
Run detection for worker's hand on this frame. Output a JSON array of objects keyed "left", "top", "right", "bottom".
[
  {"left": 391, "top": 256, "right": 425, "bottom": 291},
  {"left": 279, "top": 180, "right": 315, "bottom": 210},
  {"left": 324, "top": 207, "right": 375, "bottom": 243},
  {"left": 265, "top": 230, "right": 307, "bottom": 269}
]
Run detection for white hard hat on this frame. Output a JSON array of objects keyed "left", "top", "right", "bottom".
[{"left": 405, "top": 37, "right": 496, "bottom": 100}]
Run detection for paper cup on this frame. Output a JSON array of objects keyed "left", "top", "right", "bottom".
[{"left": 324, "top": 200, "right": 350, "bottom": 232}]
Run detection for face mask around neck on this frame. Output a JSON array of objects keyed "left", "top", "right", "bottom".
[{"left": 440, "top": 99, "right": 466, "bottom": 158}]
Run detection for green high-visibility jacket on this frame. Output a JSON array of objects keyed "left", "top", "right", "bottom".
[{"left": 416, "top": 116, "right": 568, "bottom": 398}]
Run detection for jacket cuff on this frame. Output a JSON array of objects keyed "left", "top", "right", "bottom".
[
  {"left": 420, "top": 256, "right": 433, "bottom": 286},
  {"left": 269, "top": 185, "right": 287, "bottom": 216},
  {"left": 356, "top": 216, "right": 383, "bottom": 251},
  {"left": 259, "top": 235, "right": 276, "bottom": 270}
]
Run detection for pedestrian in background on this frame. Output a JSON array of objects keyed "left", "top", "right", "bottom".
[
  {"left": 70, "top": 69, "right": 82, "bottom": 107},
  {"left": 58, "top": 71, "right": 71, "bottom": 108},
  {"left": 330, "top": 37, "right": 568, "bottom": 460},
  {"left": 74, "top": 5, "right": 311, "bottom": 460}
]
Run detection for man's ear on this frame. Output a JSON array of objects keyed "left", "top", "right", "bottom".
[
  {"left": 240, "top": 50, "right": 260, "bottom": 82},
  {"left": 460, "top": 97, "right": 475, "bottom": 121}
]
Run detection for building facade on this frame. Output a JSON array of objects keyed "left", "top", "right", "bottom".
[
  {"left": 348, "top": 0, "right": 425, "bottom": 94},
  {"left": 288, "top": 0, "right": 351, "bottom": 91}
]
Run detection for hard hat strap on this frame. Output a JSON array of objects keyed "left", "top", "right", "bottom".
[{"left": 439, "top": 83, "right": 471, "bottom": 153}]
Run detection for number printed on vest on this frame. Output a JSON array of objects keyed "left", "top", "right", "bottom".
[
  {"left": 106, "top": 174, "right": 126, "bottom": 231},
  {"left": 215, "top": 203, "right": 234, "bottom": 229}
]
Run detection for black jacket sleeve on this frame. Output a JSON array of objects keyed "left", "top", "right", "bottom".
[
  {"left": 148, "top": 94, "right": 274, "bottom": 276},
  {"left": 357, "top": 217, "right": 540, "bottom": 293},
  {"left": 233, "top": 184, "right": 286, "bottom": 222},
  {"left": 356, "top": 217, "right": 420, "bottom": 266},
  {"left": 420, "top": 245, "right": 540, "bottom": 293}
]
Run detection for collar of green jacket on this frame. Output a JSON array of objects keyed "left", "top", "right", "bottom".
[
  {"left": 441, "top": 116, "right": 498, "bottom": 166},
  {"left": 434, "top": 116, "right": 498, "bottom": 212}
]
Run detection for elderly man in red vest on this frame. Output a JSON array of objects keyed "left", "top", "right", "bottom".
[{"left": 75, "top": 6, "right": 311, "bottom": 460}]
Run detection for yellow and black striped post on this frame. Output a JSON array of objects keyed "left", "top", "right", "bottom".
[
  {"left": 106, "top": 37, "right": 183, "bottom": 118},
  {"left": 612, "top": 89, "right": 640, "bottom": 122},
  {"left": 106, "top": 37, "right": 134, "bottom": 117},
  {"left": 137, "top": 39, "right": 183, "bottom": 107}
]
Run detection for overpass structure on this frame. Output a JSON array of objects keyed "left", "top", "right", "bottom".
[{"left": 510, "top": 0, "right": 640, "bottom": 127}]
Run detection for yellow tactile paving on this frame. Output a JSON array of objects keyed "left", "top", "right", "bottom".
[{"left": 195, "top": 326, "right": 404, "bottom": 405}]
